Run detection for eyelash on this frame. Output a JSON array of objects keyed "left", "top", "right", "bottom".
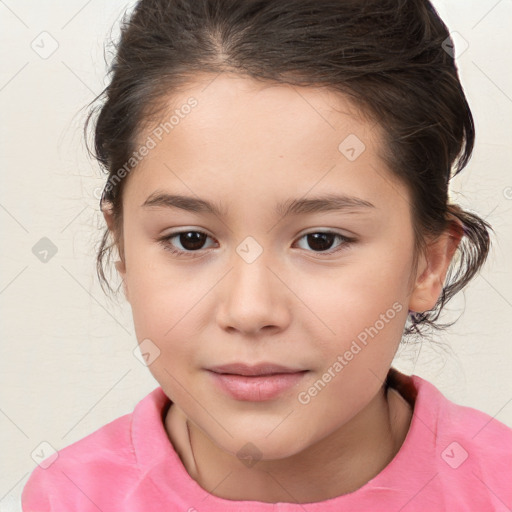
[{"left": 157, "top": 230, "right": 355, "bottom": 259}]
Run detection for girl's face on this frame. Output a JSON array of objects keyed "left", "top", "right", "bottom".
[{"left": 116, "top": 74, "right": 428, "bottom": 460}]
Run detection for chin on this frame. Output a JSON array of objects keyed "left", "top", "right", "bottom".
[{"left": 210, "top": 424, "right": 316, "bottom": 463}]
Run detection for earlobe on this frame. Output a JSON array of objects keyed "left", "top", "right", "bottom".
[
  {"left": 115, "top": 260, "right": 129, "bottom": 301},
  {"left": 408, "top": 220, "right": 463, "bottom": 313},
  {"left": 102, "top": 203, "right": 129, "bottom": 301},
  {"left": 101, "top": 201, "right": 116, "bottom": 232},
  {"left": 115, "top": 259, "right": 126, "bottom": 276}
]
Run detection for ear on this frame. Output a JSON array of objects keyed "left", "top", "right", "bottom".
[
  {"left": 408, "top": 219, "right": 463, "bottom": 313},
  {"left": 101, "top": 200, "right": 116, "bottom": 232},
  {"left": 101, "top": 202, "right": 129, "bottom": 301}
]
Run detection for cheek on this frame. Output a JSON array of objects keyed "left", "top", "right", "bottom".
[
  {"left": 124, "top": 255, "right": 220, "bottom": 376},
  {"left": 125, "top": 264, "right": 198, "bottom": 371},
  {"left": 129, "top": 283, "right": 201, "bottom": 355},
  {"left": 128, "top": 278, "right": 199, "bottom": 400},
  {"left": 299, "top": 247, "right": 412, "bottom": 337},
  {"left": 124, "top": 238, "right": 198, "bottom": 328}
]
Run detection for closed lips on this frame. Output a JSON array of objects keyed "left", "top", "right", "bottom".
[{"left": 208, "top": 363, "right": 307, "bottom": 376}]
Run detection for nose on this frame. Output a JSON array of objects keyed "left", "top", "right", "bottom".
[{"left": 216, "top": 250, "right": 292, "bottom": 337}]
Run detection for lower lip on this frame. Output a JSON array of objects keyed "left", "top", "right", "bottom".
[{"left": 208, "top": 371, "right": 308, "bottom": 401}]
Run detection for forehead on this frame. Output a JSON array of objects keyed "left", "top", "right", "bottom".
[
  {"left": 151, "top": 73, "right": 377, "bottom": 145},
  {"left": 126, "top": 74, "right": 408, "bottom": 216}
]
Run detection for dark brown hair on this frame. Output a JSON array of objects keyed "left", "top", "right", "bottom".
[{"left": 84, "top": 0, "right": 491, "bottom": 336}]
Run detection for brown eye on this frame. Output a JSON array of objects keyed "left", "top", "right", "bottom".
[
  {"left": 158, "top": 229, "right": 354, "bottom": 259},
  {"left": 305, "top": 233, "right": 336, "bottom": 251},
  {"left": 175, "top": 231, "right": 208, "bottom": 251},
  {"left": 295, "top": 231, "right": 354, "bottom": 255},
  {"left": 159, "top": 230, "right": 216, "bottom": 257}
]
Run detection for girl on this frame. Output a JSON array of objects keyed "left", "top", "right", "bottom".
[{"left": 22, "top": 0, "right": 512, "bottom": 510}]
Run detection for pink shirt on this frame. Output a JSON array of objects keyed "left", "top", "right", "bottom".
[{"left": 22, "top": 369, "right": 512, "bottom": 511}]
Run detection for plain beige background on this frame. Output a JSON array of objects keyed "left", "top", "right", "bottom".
[{"left": 1, "top": 0, "right": 511, "bottom": 509}]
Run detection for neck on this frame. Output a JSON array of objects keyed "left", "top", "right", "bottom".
[{"left": 166, "top": 383, "right": 412, "bottom": 503}]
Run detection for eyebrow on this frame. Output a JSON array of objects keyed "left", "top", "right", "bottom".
[{"left": 141, "top": 191, "right": 375, "bottom": 217}]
